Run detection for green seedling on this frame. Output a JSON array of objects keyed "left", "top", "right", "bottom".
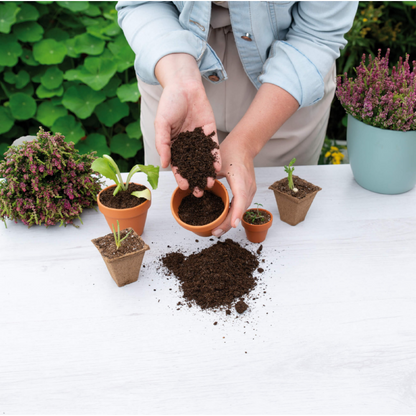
[
  {"left": 245, "top": 202, "right": 265, "bottom": 224},
  {"left": 112, "top": 220, "right": 132, "bottom": 250},
  {"left": 92, "top": 154, "right": 159, "bottom": 199},
  {"left": 284, "top": 158, "right": 298, "bottom": 192}
]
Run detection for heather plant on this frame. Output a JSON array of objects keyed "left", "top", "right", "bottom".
[
  {"left": 336, "top": 49, "right": 416, "bottom": 131},
  {"left": 0, "top": 127, "right": 103, "bottom": 227}
]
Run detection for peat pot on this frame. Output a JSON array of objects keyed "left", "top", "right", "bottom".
[
  {"left": 242, "top": 208, "right": 273, "bottom": 243},
  {"left": 347, "top": 114, "right": 416, "bottom": 194},
  {"left": 97, "top": 183, "right": 151, "bottom": 235}
]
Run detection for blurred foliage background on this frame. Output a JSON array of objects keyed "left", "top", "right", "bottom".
[{"left": 0, "top": 1, "right": 415, "bottom": 168}]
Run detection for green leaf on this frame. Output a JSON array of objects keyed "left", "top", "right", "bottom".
[
  {"left": 83, "top": 4, "right": 101, "bottom": 17},
  {"left": 44, "top": 28, "right": 69, "bottom": 42},
  {"left": 0, "top": 107, "right": 14, "bottom": 134},
  {"left": 15, "top": 70, "right": 30, "bottom": 89},
  {"left": 40, "top": 66, "right": 64, "bottom": 89},
  {"left": 20, "top": 49, "right": 40, "bottom": 66},
  {"left": 110, "top": 133, "right": 142, "bottom": 159},
  {"left": 16, "top": 3, "right": 39, "bottom": 23},
  {"left": 86, "top": 25, "right": 112, "bottom": 41},
  {"left": 131, "top": 189, "right": 151, "bottom": 200},
  {"left": 95, "top": 97, "right": 129, "bottom": 127},
  {"left": 36, "top": 101, "right": 67, "bottom": 127},
  {"left": 63, "top": 68, "right": 82, "bottom": 81},
  {"left": 0, "top": 3, "right": 20, "bottom": 34},
  {"left": 73, "top": 33, "right": 105, "bottom": 56},
  {"left": 136, "top": 164, "right": 159, "bottom": 190},
  {"left": 116, "top": 83, "right": 140, "bottom": 103},
  {"left": 102, "top": 22, "right": 121, "bottom": 37},
  {"left": 13, "top": 21, "right": 44, "bottom": 42},
  {"left": 5, "top": 81, "right": 34, "bottom": 97},
  {"left": 0, "top": 35, "right": 23, "bottom": 66},
  {"left": 51, "top": 115, "right": 85, "bottom": 144},
  {"left": 75, "top": 133, "right": 110, "bottom": 157},
  {"left": 102, "top": 75, "right": 121, "bottom": 97},
  {"left": 30, "top": 65, "right": 47, "bottom": 82},
  {"left": 64, "top": 38, "right": 81, "bottom": 58},
  {"left": 57, "top": 1, "right": 89, "bottom": 12},
  {"left": 62, "top": 85, "right": 105, "bottom": 119},
  {"left": 91, "top": 156, "right": 118, "bottom": 182},
  {"left": 9, "top": 93, "right": 37, "bottom": 120},
  {"left": 108, "top": 35, "right": 135, "bottom": 72},
  {"left": 36, "top": 84, "right": 64, "bottom": 98},
  {"left": 33, "top": 39, "right": 67, "bottom": 65},
  {"left": 126, "top": 120, "right": 142, "bottom": 139},
  {"left": 78, "top": 57, "right": 117, "bottom": 90},
  {"left": 3, "top": 71, "right": 16, "bottom": 84}
]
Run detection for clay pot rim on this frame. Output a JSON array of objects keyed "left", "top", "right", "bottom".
[
  {"left": 91, "top": 227, "right": 150, "bottom": 264},
  {"left": 97, "top": 183, "right": 151, "bottom": 213},
  {"left": 170, "top": 179, "right": 230, "bottom": 231},
  {"left": 269, "top": 176, "right": 321, "bottom": 204},
  {"left": 242, "top": 208, "right": 273, "bottom": 227}
]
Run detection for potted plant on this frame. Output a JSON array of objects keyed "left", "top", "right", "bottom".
[
  {"left": 0, "top": 128, "right": 102, "bottom": 228},
  {"left": 242, "top": 203, "right": 273, "bottom": 243},
  {"left": 91, "top": 220, "right": 149, "bottom": 287},
  {"left": 336, "top": 49, "right": 416, "bottom": 194},
  {"left": 92, "top": 155, "right": 159, "bottom": 235},
  {"left": 269, "top": 158, "right": 321, "bottom": 226}
]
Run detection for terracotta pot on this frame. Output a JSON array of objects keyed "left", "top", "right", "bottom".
[
  {"left": 242, "top": 208, "right": 273, "bottom": 243},
  {"left": 269, "top": 177, "right": 321, "bottom": 226},
  {"left": 97, "top": 183, "right": 151, "bottom": 236},
  {"left": 91, "top": 228, "right": 149, "bottom": 287},
  {"left": 171, "top": 179, "right": 229, "bottom": 237}
]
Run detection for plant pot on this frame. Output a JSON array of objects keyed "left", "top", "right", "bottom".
[
  {"left": 269, "top": 177, "right": 321, "bottom": 226},
  {"left": 242, "top": 208, "right": 273, "bottom": 243},
  {"left": 97, "top": 183, "right": 151, "bottom": 236},
  {"left": 171, "top": 179, "right": 229, "bottom": 237},
  {"left": 347, "top": 114, "right": 416, "bottom": 194},
  {"left": 91, "top": 228, "right": 149, "bottom": 287}
]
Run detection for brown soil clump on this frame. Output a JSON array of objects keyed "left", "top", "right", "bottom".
[
  {"left": 161, "top": 239, "right": 259, "bottom": 310},
  {"left": 178, "top": 191, "right": 225, "bottom": 226},
  {"left": 93, "top": 229, "right": 144, "bottom": 259},
  {"left": 100, "top": 183, "right": 147, "bottom": 209},
  {"left": 269, "top": 176, "right": 320, "bottom": 200},
  {"left": 170, "top": 127, "right": 218, "bottom": 191},
  {"left": 235, "top": 300, "right": 248, "bottom": 314}
]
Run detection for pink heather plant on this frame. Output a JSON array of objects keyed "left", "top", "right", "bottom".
[
  {"left": 0, "top": 128, "right": 103, "bottom": 228},
  {"left": 336, "top": 49, "right": 416, "bottom": 132}
]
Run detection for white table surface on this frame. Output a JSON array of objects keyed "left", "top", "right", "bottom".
[{"left": 1, "top": 165, "right": 416, "bottom": 415}]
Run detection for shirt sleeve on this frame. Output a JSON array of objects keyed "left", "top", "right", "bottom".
[
  {"left": 258, "top": 1, "right": 358, "bottom": 108},
  {"left": 116, "top": 1, "right": 206, "bottom": 85}
]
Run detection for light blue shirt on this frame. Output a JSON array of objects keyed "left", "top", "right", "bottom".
[{"left": 116, "top": 1, "right": 358, "bottom": 108}]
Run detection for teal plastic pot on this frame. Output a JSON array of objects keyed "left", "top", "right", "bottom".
[{"left": 347, "top": 115, "right": 416, "bottom": 194}]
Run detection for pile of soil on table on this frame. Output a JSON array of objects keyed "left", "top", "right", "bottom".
[
  {"left": 161, "top": 239, "right": 259, "bottom": 311},
  {"left": 243, "top": 209, "right": 271, "bottom": 225},
  {"left": 93, "top": 228, "right": 144, "bottom": 259},
  {"left": 178, "top": 191, "right": 225, "bottom": 226},
  {"left": 100, "top": 183, "right": 148, "bottom": 209},
  {"left": 269, "top": 176, "right": 321, "bottom": 200},
  {"left": 170, "top": 127, "right": 218, "bottom": 191}
]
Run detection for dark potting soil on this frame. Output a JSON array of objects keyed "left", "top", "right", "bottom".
[
  {"left": 178, "top": 190, "right": 225, "bottom": 226},
  {"left": 243, "top": 209, "right": 271, "bottom": 225},
  {"left": 170, "top": 127, "right": 219, "bottom": 191},
  {"left": 100, "top": 183, "right": 147, "bottom": 209},
  {"left": 161, "top": 239, "right": 259, "bottom": 310},
  {"left": 269, "top": 176, "right": 321, "bottom": 200},
  {"left": 235, "top": 300, "right": 249, "bottom": 314},
  {"left": 93, "top": 228, "right": 144, "bottom": 259}
]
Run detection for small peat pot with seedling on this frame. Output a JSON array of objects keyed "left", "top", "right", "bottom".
[
  {"left": 242, "top": 203, "right": 273, "bottom": 243},
  {"left": 92, "top": 155, "right": 159, "bottom": 235},
  {"left": 269, "top": 158, "right": 321, "bottom": 226},
  {"left": 91, "top": 220, "right": 149, "bottom": 287}
]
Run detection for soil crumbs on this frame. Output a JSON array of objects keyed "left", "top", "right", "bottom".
[
  {"left": 243, "top": 210, "right": 271, "bottom": 225},
  {"left": 93, "top": 228, "right": 144, "bottom": 259},
  {"left": 178, "top": 191, "right": 225, "bottom": 226},
  {"left": 100, "top": 183, "right": 147, "bottom": 209},
  {"left": 161, "top": 239, "right": 259, "bottom": 311},
  {"left": 171, "top": 127, "right": 218, "bottom": 191},
  {"left": 269, "top": 175, "right": 321, "bottom": 199}
]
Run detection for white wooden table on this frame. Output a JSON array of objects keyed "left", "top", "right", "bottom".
[{"left": 1, "top": 165, "right": 416, "bottom": 415}]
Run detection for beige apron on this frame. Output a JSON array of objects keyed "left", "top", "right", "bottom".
[{"left": 137, "top": 4, "right": 336, "bottom": 168}]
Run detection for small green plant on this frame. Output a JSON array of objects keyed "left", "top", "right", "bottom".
[
  {"left": 284, "top": 158, "right": 297, "bottom": 191},
  {"left": 245, "top": 203, "right": 265, "bottom": 224},
  {"left": 91, "top": 154, "right": 159, "bottom": 199},
  {"left": 112, "top": 220, "right": 132, "bottom": 250}
]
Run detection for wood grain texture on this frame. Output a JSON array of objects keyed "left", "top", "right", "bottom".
[{"left": 1, "top": 165, "right": 416, "bottom": 415}]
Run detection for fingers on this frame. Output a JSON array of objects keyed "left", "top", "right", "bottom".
[
  {"left": 171, "top": 166, "right": 189, "bottom": 191},
  {"left": 154, "top": 117, "right": 172, "bottom": 169}
]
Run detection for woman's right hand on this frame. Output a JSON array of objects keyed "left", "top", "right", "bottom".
[{"left": 154, "top": 53, "right": 221, "bottom": 197}]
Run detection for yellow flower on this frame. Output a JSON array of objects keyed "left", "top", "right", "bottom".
[
  {"left": 373, "top": 17, "right": 377, "bottom": 21},
  {"left": 363, "top": 18, "right": 368, "bottom": 22},
  {"left": 330, "top": 146, "right": 339, "bottom": 152},
  {"left": 325, "top": 151, "right": 331, "bottom": 158}
]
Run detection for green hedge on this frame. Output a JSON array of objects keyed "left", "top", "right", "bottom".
[{"left": 0, "top": 1, "right": 142, "bottom": 171}]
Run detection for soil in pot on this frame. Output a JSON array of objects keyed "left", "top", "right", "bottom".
[
  {"left": 270, "top": 176, "right": 320, "bottom": 199},
  {"left": 171, "top": 127, "right": 219, "bottom": 191},
  {"left": 243, "top": 210, "right": 272, "bottom": 225},
  {"left": 93, "top": 228, "right": 144, "bottom": 259},
  {"left": 161, "top": 239, "right": 259, "bottom": 311},
  {"left": 178, "top": 190, "right": 225, "bottom": 226},
  {"left": 99, "top": 183, "right": 147, "bottom": 209}
]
